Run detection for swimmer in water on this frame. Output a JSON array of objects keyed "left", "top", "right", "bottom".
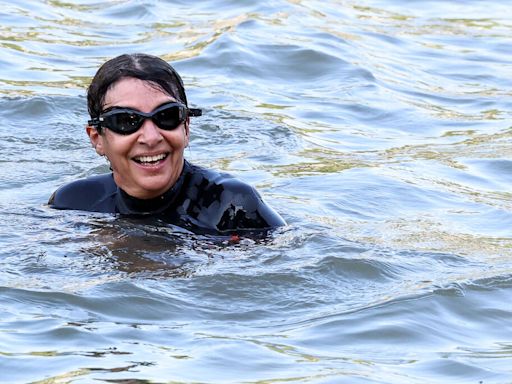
[{"left": 49, "top": 53, "right": 285, "bottom": 234}]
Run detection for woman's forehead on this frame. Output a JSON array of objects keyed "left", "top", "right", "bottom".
[{"left": 103, "top": 77, "right": 176, "bottom": 110}]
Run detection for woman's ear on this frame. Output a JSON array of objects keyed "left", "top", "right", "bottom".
[
  {"left": 184, "top": 117, "right": 190, "bottom": 147},
  {"left": 86, "top": 125, "right": 105, "bottom": 156}
]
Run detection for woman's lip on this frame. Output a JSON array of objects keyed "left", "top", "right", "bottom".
[
  {"left": 131, "top": 153, "right": 170, "bottom": 172},
  {"left": 132, "top": 152, "right": 169, "bottom": 163}
]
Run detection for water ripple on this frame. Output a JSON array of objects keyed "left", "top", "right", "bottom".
[{"left": 1, "top": 0, "right": 512, "bottom": 382}]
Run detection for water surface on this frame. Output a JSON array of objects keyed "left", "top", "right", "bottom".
[{"left": 0, "top": 1, "right": 511, "bottom": 383}]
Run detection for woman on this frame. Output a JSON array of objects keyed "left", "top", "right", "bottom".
[{"left": 49, "top": 53, "right": 285, "bottom": 234}]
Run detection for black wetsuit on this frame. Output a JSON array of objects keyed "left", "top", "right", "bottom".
[{"left": 48, "top": 160, "right": 285, "bottom": 234}]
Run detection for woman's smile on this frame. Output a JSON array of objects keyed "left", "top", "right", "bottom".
[{"left": 132, "top": 152, "right": 169, "bottom": 166}]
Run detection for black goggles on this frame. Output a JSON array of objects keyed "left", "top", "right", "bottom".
[{"left": 88, "top": 102, "right": 202, "bottom": 135}]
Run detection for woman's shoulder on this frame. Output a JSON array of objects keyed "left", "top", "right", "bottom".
[
  {"left": 184, "top": 162, "right": 286, "bottom": 231},
  {"left": 186, "top": 162, "right": 260, "bottom": 199},
  {"left": 48, "top": 173, "right": 117, "bottom": 212}
]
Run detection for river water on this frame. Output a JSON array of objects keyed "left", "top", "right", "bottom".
[{"left": 0, "top": 1, "right": 511, "bottom": 383}]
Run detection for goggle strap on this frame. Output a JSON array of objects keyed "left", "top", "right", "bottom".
[
  {"left": 88, "top": 118, "right": 100, "bottom": 128},
  {"left": 188, "top": 108, "right": 202, "bottom": 117}
]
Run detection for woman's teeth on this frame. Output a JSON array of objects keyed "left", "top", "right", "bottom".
[{"left": 134, "top": 153, "right": 167, "bottom": 164}]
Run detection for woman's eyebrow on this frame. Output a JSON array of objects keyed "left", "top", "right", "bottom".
[
  {"left": 100, "top": 105, "right": 136, "bottom": 114},
  {"left": 155, "top": 100, "right": 179, "bottom": 109},
  {"left": 101, "top": 101, "right": 178, "bottom": 114}
]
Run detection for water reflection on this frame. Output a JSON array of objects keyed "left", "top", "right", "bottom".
[{"left": 82, "top": 218, "right": 214, "bottom": 277}]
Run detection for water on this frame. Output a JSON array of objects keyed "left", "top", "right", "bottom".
[{"left": 1, "top": 0, "right": 511, "bottom": 383}]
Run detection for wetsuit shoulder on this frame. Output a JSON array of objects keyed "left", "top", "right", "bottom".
[
  {"left": 48, "top": 174, "right": 117, "bottom": 213},
  {"left": 182, "top": 164, "right": 286, "bottom": 232}
]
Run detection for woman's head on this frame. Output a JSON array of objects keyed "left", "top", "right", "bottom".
[
  {"left": 87, "top": 53, "right": 188, "bottom": 120},
  {"left": 86, "top": 54, "right": 196, "bottom": 200}
]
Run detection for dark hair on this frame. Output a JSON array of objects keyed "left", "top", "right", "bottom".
[{"left": 87, "top": 53, "right": 188, "bottom": 120}]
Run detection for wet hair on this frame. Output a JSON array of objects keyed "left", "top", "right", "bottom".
[{"left": 87, "top": 53, "right": 189, "bottom": 121}]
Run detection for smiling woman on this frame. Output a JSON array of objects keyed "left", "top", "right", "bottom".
[{"left": 48, "top": 53, "right": 286, "bottom": 234}]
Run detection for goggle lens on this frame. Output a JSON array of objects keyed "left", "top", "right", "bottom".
[
  {"left": 153, "top": 105, "right": 182, "bottom": 130},
  {"left": 107, "top": 111, "right": 146, "bottom": 133}
]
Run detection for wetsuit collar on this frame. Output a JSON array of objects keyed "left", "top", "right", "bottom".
[{"left": 115, "top": 160, "right": 190, "bottom": 215}]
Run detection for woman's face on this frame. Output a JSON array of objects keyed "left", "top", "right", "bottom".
[{"left": 87, "top": 77, "right": 189, "bottom": 199}]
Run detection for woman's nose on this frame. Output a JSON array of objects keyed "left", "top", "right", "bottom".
[{"left": 137, "top": 118, "right": 163, "bottom": 145}]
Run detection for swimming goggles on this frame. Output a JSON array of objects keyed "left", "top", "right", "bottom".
[{"left": 88, "top": 102, "right": 202, "bottom": 135}]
